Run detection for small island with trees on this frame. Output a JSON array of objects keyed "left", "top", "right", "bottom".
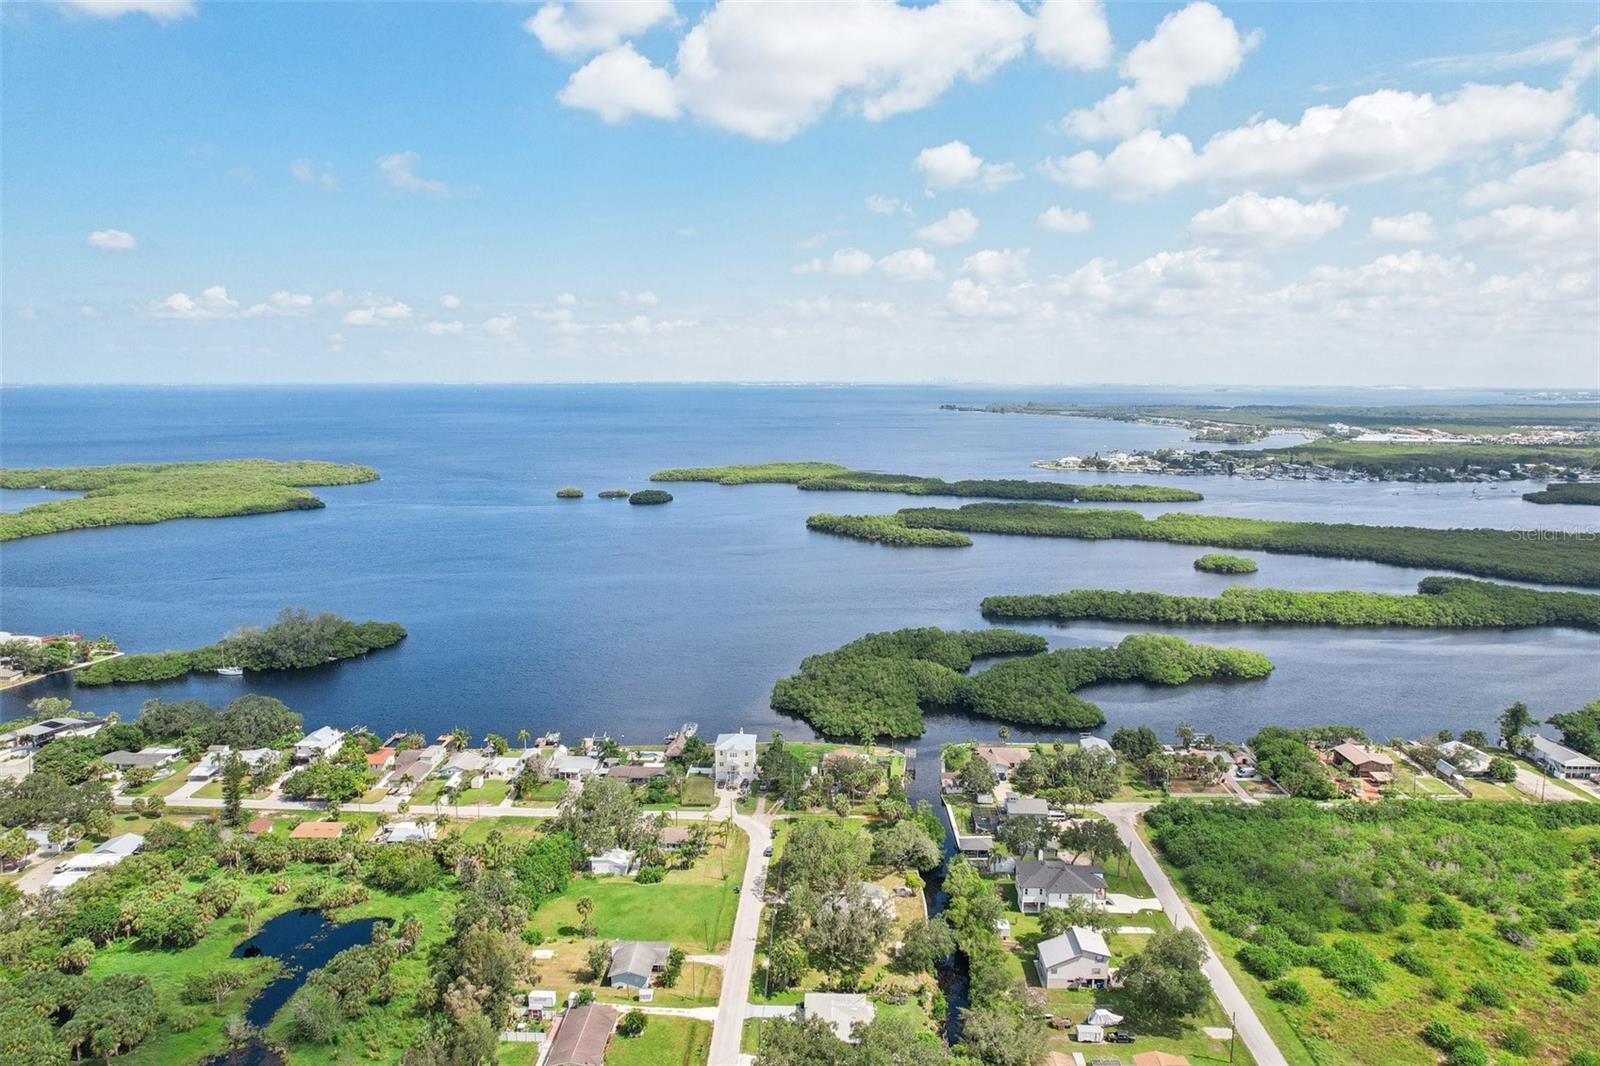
[
  {"left": 73, "top": 609, "right": 406, "bottom": 686},
  {"left": 597, "top": 488, "right": 630, "bottom": 499},
  {"left": 555, "top": 487, "right": 584, "bottom": 498},
  {"left": 1194, "top": 553, "right": 1258, "bottom": 574},
  {"left": 628, "top": 490, "right": 673, "bottom": 505},
  {"left": 0, "top": 460, "right": 380, "bottom": 541},
  {"left": 771, "top": 626, "right": 1272, "bottom": 737},
  {"left": 651, "top": 460, "right": 1203, "bottom": 502}
]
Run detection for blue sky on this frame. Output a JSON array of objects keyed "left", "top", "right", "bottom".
[{"left": 3, "top": 1, "right": 1597, "bottom": 386}]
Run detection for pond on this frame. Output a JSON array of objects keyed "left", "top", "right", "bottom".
[{"left": 204, "top": 908, "right": 378, "bottom": 1066}]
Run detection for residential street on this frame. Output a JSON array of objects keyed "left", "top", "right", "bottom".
[
  {"left": 1099, "top": 802, "right": 1287, "bottom": 1066},
  {"left": 708, "top": 795, "right": 773, "bottom": 1066}
]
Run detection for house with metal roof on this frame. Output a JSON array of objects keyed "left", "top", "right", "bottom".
[
  {"left": 1529, "top": 735, "right": 1600, "bottom": 779},
  {"left": 803, "top": 992, "right": 876, "bottom": 1042},
  {"left": 606, "top": 941, "right": 671, "bottom": 988}
]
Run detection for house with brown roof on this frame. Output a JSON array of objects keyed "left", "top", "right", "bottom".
[
  {"left": 1330, "top": 743, "right": 1394, "bottom": 781},
  {"left": 974, "top": 745, "right": 1031, "bottom": 780},
  {"left": 245, "top": 817, "right": 274, "bottom": 835},
  {"left": 367, "top": 747, "right": 396, "bottom": 770},
  {"left": 545, "top": 1003, "right": 617, "bottom": 1066},
  {"left": 289, "top": 821, "right": 345, "bottom": 839}
]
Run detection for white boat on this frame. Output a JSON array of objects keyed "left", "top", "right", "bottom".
[{"left": 216, "top": 665, "right": 244, "bottom": 676}]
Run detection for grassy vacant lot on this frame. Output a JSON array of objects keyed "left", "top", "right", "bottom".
[
  {"left": 510, "top": 778, "right": 569, "bottom": 805},
  {"left": 0, "top": 459, "right": 379, "bottom": 540},
  {"left": 605, "top": 1016, "right": 713, "bottom": 1066},
  {"left": 1146, "top": 800, "right": 1600, "bottom": 1065},
  {"left": 529, "top": 830, "right": 747, "bottom": 951}
]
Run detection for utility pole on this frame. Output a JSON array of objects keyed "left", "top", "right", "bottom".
[{"left": 1229, "top": 1010, "right": 1237, "bottom": 1064}]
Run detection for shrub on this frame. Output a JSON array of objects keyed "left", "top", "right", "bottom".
[
  {"left": 1445, "top": 1038, "right": 1489, "bottom": 1066},
  {"left": 1315, "top": 938, "right": 1385, "bottom": 997},
  {"left": 1499, "top": 1024, "right": 1537, "bottom": 1057},
  {"left": 1391, "top": 946, "right": 1434, "bottom": 978},
  {"left": 635, "top": 865, "right": 666, "bottom": 884},
  {"left": 1572, "top": 1052, "right": 1600, "bottom": 1066},
  {"left": 1554, "top": 968, "right": 1590, "bottom": 994},
  {"left": 1238, "top": 944, "right": 1288, "bottom": 980},
  {"left": 628, "top": 490, "right": 673, "bottom": 505},
  {"left": 1459, "top": 981, "right": 1507, "bottom": 1011},
  {"left": 1267, "top": 979, "right": 1309, "bottom": 1005},
  {"left": 1194, "top": 553, "right": 1259, "bottom": 574},
  {"left": 617, "top": 1011, "right": 648, "bottom": 1037},
  {"left": 1573, "top": 937, "right": 1600, "bottom": 964},
  {"left": 1550, "top": 944, "right": 1575, "bottom": 965},
  {"left": 1421, "top": 1019, "right": 1457, "bottom": 1050},
  {"left": 1424, "top": 898, "right": 1463, "bottom": 929},
  {"left": 556, "top": 487, "right": 583, "bottom": 498}
]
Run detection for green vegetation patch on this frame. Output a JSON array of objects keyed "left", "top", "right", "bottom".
[
  {"left": 0, "top": 459, "right": 378, "bottom": 540},
  {"left": 628, "top": 489, "right": 673, "bottom": 505},
  {"left": 651, "top": 460, "right": 1202, "bottom": 501},
  {"left": 555, "top": 486, "right": 584, "bottom": 498},
  {"left": 1229, "top": 438, "right": 1600, "bottom": 479},
  {"left": 806, "top": 513, "right": 972, "bottom": 547},
  {"left": 598, "top": 488, "right": 630, "bottom": 498},
  {"left": 770, "top": 627, "right": 1271, "bottom": 738},
  {"left": 1194, "top": 553, "right": 1258, "bottom": 574},
  {"left": 1146, "top": 799, "right": 1600, "bottom": 1064},
  {"left": 981, "top": 577, "right": 1600, "bottom": 631},
  {"left": 74, "top": 608, "right": 405, "bottom": 686},
  {"left": 1524, "top": 482, "right": 1600, "bottom": 505},
  {"left": 806, "top": 502, "right": 1600, "bottom": 587}
]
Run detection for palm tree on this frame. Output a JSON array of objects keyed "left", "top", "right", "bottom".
[
  {"left": 577, "top": 895, "right": 596, "bottom": 939},
  {"left": 517, "top": 729, "right": 531, "bottom": 749}
]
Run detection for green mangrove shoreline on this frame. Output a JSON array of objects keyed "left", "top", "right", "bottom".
[
  {"left": 981, "top": 577, "right": 1600, "bottom": 631},
  {"left": 650, "top": 460, "right": 1202, "bottom": 502},
  {"left": 806, "top": 503, "right": 1600, "bottom": 588},
  {"left": 1524, "top": 483, "right": 1600, "bottom": 505},
  {"left": 770, "top": 627, "right": 1273, "bottom": 738},
  {"left": 0, "top": 460, "right": 379, "bottom": 541},
  {"left": 74, "top": 611, "right": 406, "bottom": 686}
]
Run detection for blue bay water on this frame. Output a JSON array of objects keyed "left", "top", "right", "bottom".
[{"left": 2, "top": 384, "right": 1596, "bottom": 748}]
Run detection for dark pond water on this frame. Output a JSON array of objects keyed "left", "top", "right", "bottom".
[
  {"left": 233, "top": 908, "right": 378, "bottom": 1029},
  {"left": 2, "top": 385, "right": 1596, "bottom": 749}
]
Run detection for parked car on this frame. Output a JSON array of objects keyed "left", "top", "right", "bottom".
[
  {"left": 762, "top": 845, "right": 774, "bottom": 857},
  {"left": 1105, "top": 1030, "right": 1136, "bottom": 1044}
]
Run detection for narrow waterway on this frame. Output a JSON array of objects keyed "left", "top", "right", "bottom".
[{"left": 907, "top": 751, "right": 971, "bottom": 1042}]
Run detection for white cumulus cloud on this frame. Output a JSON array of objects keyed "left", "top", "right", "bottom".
[
  {"left": 1066, "top": 2, "right": 1260, "bottom": 140},
  {"left": 1464, "top": 150, "right": 1599, "bottom": 206},
  {"left": 290, "top": 159, "right": 339, "bottom": 191},
  {"left": 1037, "top": 206, "right": 1091, "bottom": 234},
  {"left": 423, "top": 320, "right": 465, "bottom": 335},
  {"left": 866, "top": 194, "right": 910, "bottom": 216},
  {"left": 1033, "top": 0, "right": 1111, "bottom": 70},
  {"left": 1188, "top": 191, "right": 1346, "bottom": 249},
  {"left": 560, "top": 44, "right": 681, "bottom": 123},
  {"left": 877, "top": 247, "right": 941, "bottom": 281},
  {"left": 87, "top": 228, "right": 137, "bottom": 251},
  {"left": 152, "top": 285, "right": 239, "bottom": 320},
  {"left": 243, "top": 291, "right": 315, "bottom": 317},
  {"left": 1369, "top": 212, "right": 1438, "bottom": 243},
  {"left": 56, "top": 0, "right": 194, "bottom": 21},
  {"left": 524, "top": 0, "right": 675, "bottom": 59},
  {"left": 440, "top": 294, "right": 462, "bottom": 309},
  {"left": 915, "top": 208, "right": 980, "bottom": 246},
  {"left": 342, "top": 300, "right": 413, "bottom": 326},
  {"left": 913, "top": 140, "right": 1019, "bottom": 193},
  {"left": 961, "top": 248, "right": 1029, "bottom": 283}
]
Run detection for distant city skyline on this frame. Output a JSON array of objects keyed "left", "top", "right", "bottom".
[{"left": 2, "top": 1, "right": 1597, "bottom": 387}]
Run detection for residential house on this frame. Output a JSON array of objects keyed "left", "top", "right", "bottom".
[
  {"left": 102, "top": 748, "right": 180, "bottom": 774},
  {"left": 188, "top": 747, "right": 233, "bottom": 781},
  {"left": 487, "top": 754, "right": 524, "bottom": 778},
  {"left": 391, "top": 745, "right": 445, "bottom": 786},
  {"left": 607, "top": 764, "right": 668, "bottom": 785},
  {"left": 970, "top": 805, "right": 999, "bottom": 833},
  {"left": 803, "top": 993, "right": 876, "bottom": 1042},
  {"left": 1438, "top": 741, "right": 1491, "bottom": 776},
  {"left": 974, "top": 745, "right": 1030, "bottom": 780},
  {"left": 525, "top": 990, "right": 558, "bottom": 1019},
  {"left": 293, "top": 727, "right": 344, "bottom": 763},
  {"left": 1330, "top": 743, "right": 1395, "bottom": 782},
  {"left": 1014, "top": 859, "right": 1107, "bottom": 913},
  {"left": 1003, "top": 795, "right": 1051, "bottom": 819},
  {"left": 1078, "top": 735, "right": 1116, "bottom": 760},
  {"left": 552, "top": 752, "right": 601, "bottom": 780},
  {"left": 442, "top": 751, "right": 490, "bottom": 776},
  {"left": 379, "top": 821, "right": 436, "bottom": 844},
  {"left": 1, "top": 717, "right": 101, "bottom": 748},
  {"left": 1529, "top": 735, "right": 1600, "bottom": 779},
  {"left": 545, "top": 1003, "right": 617, "bottom": 1066},
  {"left": 48, "top": 833, "right": 143, "bottom": 889},
  {"left": 714, "top": 730, "right": 757, "bottom": 786},
  {"left": 606, "top": 941, "right": 671, "bottom": 988},
  {"left": 658, "top": 826, "right": 693, "bottom": 850},
  {"left": 1036, "top": 926, "right": 1112, "bottom": 989},
  {"left": 237, "top": 747, "right": 278, "bottom": 771},
  {"left": 367, "top": 747, "right": 397, "bottom": 771},
  {"left": 588, "top": 848, "right": 638, "bottom": 876}
]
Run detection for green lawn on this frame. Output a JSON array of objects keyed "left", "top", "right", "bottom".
[
  {"left": 121, "top": 762, "right": 196, "bottom": 797},
  {"left": 529, "top": 832, "right": 747, "bottom": 951},
  {"left": 681, "top": 775, "right": 716, "bottom": 808},
  {"left": 510, "top": 779, "right": 569, "bottom": 804},
  {"left": 456, "top": 779, "right": 510, "bottom": 806},
  {"left": 604, "top": 1015, "right": 711, "bottom": 1066}
]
